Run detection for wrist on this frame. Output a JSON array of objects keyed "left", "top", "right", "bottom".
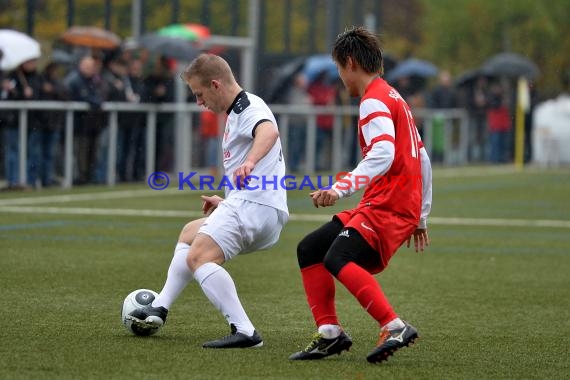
[{"left": 418, "top": 217, "right": 427, "bottom": 229}]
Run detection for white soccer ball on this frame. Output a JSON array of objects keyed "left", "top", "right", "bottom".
[{"left": 121, "top": 289, "right": 160, "bottom": 336}]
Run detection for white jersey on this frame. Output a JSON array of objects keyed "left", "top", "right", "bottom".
[{"left": 222, "top": 91, "right": 289, "bottom": 216}]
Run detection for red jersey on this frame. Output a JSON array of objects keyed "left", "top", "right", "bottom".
[{"left": 333, "top": 78, "right": 424, "bottom": 270}]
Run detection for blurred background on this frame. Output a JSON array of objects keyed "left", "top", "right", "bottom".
[{"left": 1, "top": 0, "right": 569, "bottom": 190}]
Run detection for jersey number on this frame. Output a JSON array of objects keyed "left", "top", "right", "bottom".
[{"left": 403, "top": 105, "right": 419, "bottom": 158}]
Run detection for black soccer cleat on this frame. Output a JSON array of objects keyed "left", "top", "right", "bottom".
[
  {"left": 289, "top": 331, "right": 353, "bottom": 360},
  {"left": 366, "top": 321, "right": 419, "bottom": 364},
  {"left": 202, "top": 324, "right": 263, "bottom": 348},
  {"left": 127, "top": 305, "right": 168, "bottom": 328}
]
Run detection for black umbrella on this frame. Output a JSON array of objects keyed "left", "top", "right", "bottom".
[
  {"left": 385, "top": 58, "right": 438, "bottom": 83},
  {"left": 49, "top": 49, "right": 75, "bottom": 65},
  {"left": 481, "top": 52, "right": 539, "bottom": 79},
  {"left": 138, "top": 33, "right": 200, "bottom": 61},
  {"left": 454, "top": 68, "right": 496, "bottom": 87},
  {"left": 265, "top": 57, "right": 306, "bottom": 103},
  {"left": 381, "top": 53, "right": 397, "bottom": 78}
]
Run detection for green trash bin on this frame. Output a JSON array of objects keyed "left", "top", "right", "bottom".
[{"left": 431, "top": 115, "right": 445, "bottom": 162}]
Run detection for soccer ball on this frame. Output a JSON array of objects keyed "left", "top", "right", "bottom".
[{"left": 121, "top": 289, "right": 160, "bottom": 336}]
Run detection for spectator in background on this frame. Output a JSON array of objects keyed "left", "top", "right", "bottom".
[
  {"left": 395, "top": 76, "right": 413, "bottom": 100},
  {"left": 143, "top": 56, "right": 175, "bottom": 173},
  {"left": 2, "top": 59, "right": 43, "bottom": 189},
  {"left": 100, "top": 52, "right": 130, "bottom": 183},
  {"left": 466, "top": 76, "right": 489, "bottom": 161},
  {"left": 19, "top": 59, "right": 43, "bottom": 188},
  {"left": 307, "top": 71, "right": 337, "bottom": 171},
  {"left": 123, "top": 58, "right": 146, "bottom": 181},
  {"left": 286, "top": 73, "right": 311, "bottom": 172},
  {"left": 37, "top": 61, "right": 69, "bottom": 187},
  {"left": 1, "top": 61, "right": 20, "bottom": 189},
  {"left": 428, "top": 70, "right": 458, "bottom": 162},
  {"left": 64, "top": 55, "right": 107, "bottom": 184},
  {"left": 430, "top": 70, "right": 457, "bottom": 109},
  {"left": 23, "top": 59, "right": 49, "bottom": 188},
  {"left": 335, "top": 77, "right": 360, "bottom": 168},
  {"left": 394, "top": 75, "right": 427, "bottom": 137},
  {"left": 199, "top": 109, "right": 221, "bottom": 177},
  {"left": 100, "top": 52, "right": 146, "bottom": 183},
  {"left": 487, "top": 84, "right": 511, "bottom": 163}
]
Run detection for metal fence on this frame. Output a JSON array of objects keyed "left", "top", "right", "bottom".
[{"left": 0, "top": 101, "right": 469, "bottom": 188}]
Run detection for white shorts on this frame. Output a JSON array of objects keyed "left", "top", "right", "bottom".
[{"left": 198, "top": 197, "right": 288, "bottom": 261}]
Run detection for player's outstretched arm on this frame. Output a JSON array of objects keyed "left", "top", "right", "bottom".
[
  {"left": 233, "top": 121, "right": 278, "bottom": 187},
  {"left": 406, "top": 146, "right": 432, "bottom": 252},
  {"left": 418, "top": 146, "right": 432, "bottom": 229}
]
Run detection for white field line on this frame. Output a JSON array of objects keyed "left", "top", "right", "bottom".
[
  {"left": 1, "top": 205, "right": 569, "bottom": 228},
  {"left": 0, "top": 189, "right": 166, "bottom": 206},
  {"left": 0, "top": 166, "right": 535, "bottom": 207},
  {"left": 0, "top": 165, "right": 556, "bottom": 207}
]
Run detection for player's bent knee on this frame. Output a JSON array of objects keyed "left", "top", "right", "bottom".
[
  {"left": 297, "top": 236, "right": 320, "bottom": 269},
  {"left": 185, "top": 233, "right": 225, "bottom": 272},
  {"left": 323, "top": 251, "right": 348, "bottom": 277}
]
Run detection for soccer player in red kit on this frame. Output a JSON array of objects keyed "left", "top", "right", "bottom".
[{"left": 289, "top": 26, "right": 432, "bottom": 364}]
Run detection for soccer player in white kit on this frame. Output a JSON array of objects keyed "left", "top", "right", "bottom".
[{"left": 128, "top": 54, "right": 289, "bottom": 348}]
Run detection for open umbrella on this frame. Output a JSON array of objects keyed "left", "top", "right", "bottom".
[
  {"left": 385, "top": 58, "right": 438, "bottom": 83},
  {"left": 158, "top": 23, "right": 211, "bottom": 41},
  {"left": 60, "top": 26, "right": 121, "bottom": 49},
  {"left": 0, "top": 29, "right": 41, "bottom": 71},
  {"left": 265, "top": 57, "right": 305, "bottom": 102},
  {"left": 302, "top": 54, "right": 339, "bottom": 84},
  {"left": 454, "top": 67, "right": 496, "bottom": 87},
  {"left": 49, "top": 49, "right": 75, "bottom": 65},
  {"left": 138, "top": 33, "right": 200, "bottom": 61},
  {"left": 481, "top": 52, "right": 539, "bottom": 79}
]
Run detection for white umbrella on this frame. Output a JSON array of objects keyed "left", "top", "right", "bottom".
[{"left": 0, "top": 29, "right": 41, "bottom": 71}]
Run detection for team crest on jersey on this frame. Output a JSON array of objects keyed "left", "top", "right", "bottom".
[{"left": 388, "top": 89, "right": 403, "bottom": 101}]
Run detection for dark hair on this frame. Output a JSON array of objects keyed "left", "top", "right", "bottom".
[{"left": 332, "top": 26, "right": 383, "bottom": 75}]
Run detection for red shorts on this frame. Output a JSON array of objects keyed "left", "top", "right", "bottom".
[{"left": 335, "top": 208, "right": 417, "bottom": 273}]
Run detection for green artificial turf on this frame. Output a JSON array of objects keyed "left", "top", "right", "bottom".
[{"left": 1, "top": 166, "right": 569, "bottom": 379}]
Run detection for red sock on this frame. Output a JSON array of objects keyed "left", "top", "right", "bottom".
[
  {"left": 301, "top": 263, "right": 339, "bottom": 327},
  {"left": 336, "top": 262, "right": 397, "bottom": 326}
]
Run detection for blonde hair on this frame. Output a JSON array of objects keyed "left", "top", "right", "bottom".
[{"left": 181, "top": 53, "right": 235, "bottom": 86}]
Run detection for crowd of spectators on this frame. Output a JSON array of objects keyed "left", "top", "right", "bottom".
[
  {"left": 0, "top": 48, "right": 182, "bottom": 190},
  {"left": 280, "top": 66, "right": 534, "bottom": 172},
  {"left": 1, "top": 47, "right": 537, "bottom": 190}
]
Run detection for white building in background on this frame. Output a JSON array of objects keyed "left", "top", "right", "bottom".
[{"left": 533, "top": 94, "right": 570, "bottom": 166}]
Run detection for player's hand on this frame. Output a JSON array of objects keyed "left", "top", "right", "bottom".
[
  {"left": 406, "top": 228, "right": 429, "bottom": 252},
  {"left": 233, "top": 160, "right": 255, "bottom": 189},
  {"left": 310, "top": 189, "right": 339, "bottom": 208},
  {"left": 201, "top": 195, "right": 224, "bottom": 216}
]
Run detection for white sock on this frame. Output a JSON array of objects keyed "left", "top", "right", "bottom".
[
  {"left": 152, "top": 242, "right": 193, "bottom": 309},
  {"left": 383, "top": 317, "right": 405, "bottom": 331},
  {"left": 318, "top": 324, "right": 342, "bottom": 339},
  {"left": 194, "top": 262, "right": 256, "bottom": 336}
]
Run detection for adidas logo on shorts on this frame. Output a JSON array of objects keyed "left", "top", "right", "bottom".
[{"left": 338, "top": 229, "right": 350, "bottom": 238}]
